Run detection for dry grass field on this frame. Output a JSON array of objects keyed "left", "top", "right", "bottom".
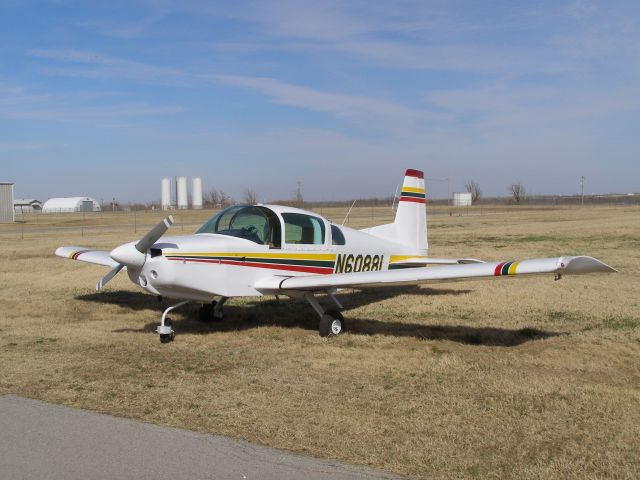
[{"left": 1, "top": 205, "right": 639, "bottom": 479}]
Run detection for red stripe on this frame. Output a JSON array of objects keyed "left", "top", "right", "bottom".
[
  {"left": 405, "top": 169, "right": 424, "bottom": 179},
  {"left": 168, "top": 257, "right": 333, "bottom": 275},
  {"left": 399, "top": 196, "right": 426, "bottom": 204},
  {"left": 494, "top": 262, "right": 506, "bottom": 276}
]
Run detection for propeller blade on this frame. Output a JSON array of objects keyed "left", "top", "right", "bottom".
[
  {"left": 135, "top": 215, "right": 174, "bottom": 253},
  {"left": 96, "top": 264, "right": 125, "bottom": 291}
]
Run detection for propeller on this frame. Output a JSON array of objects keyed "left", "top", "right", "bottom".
[{"left": 96, "top": 215, "right": 174, "bottom": 291}]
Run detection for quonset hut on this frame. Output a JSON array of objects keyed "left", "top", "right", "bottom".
[{"left": 42, "top": 197, "right": 101, "bottom": 213}]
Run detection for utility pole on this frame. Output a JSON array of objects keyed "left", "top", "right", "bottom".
[{"left": 580, "top": 176, "right": 585, "bottom": 206}]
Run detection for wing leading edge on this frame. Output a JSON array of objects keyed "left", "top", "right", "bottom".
[
  {"left": 55, "top": 246, "right": 119, "bottom": 268},
  {"left": 254, "top": 256, "right": 616, "bottom": 292}
]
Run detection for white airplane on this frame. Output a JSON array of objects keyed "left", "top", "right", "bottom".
[{"left": 56, "top": 169, "right": 616, "bottom": 343}]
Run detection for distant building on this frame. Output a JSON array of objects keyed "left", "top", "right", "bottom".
[
  {"left": 14, "top": 198, "right": 42, "bottom": 214},
  {"left": 42, "top": 197, "right": 101, "bottom": 213},
  {"left": 0, "top": 183, "right": 15, "bottom": 222},
  {"left": 453, "top": 192, "right": 473, "bottom": 207}
]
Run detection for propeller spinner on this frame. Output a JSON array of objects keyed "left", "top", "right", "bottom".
[{"left": 96, "top": 215, "right": 174, "bottom": 291}]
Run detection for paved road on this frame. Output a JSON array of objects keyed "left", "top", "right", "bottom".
[{"left": 0, "top": 395, "right": 404, "bottom": 480}]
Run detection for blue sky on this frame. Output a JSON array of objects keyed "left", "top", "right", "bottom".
[{"left": 1, "top": 0, "right": 639, "bottom": 202}]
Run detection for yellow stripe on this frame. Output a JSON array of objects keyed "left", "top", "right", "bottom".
[
  {"left": 508, "top": 261, "right": 519, "bottom": 275},
  {"left": 401, "top": 186, "right": 426, "bottom": 194},
  {"left": 68, "top": 251, "right": 76, "bottom": 259},
  {"left": 390, "top": 255, "right": 429, "bottom": 263},
  {"left": 170, "top": 252, "right": 336, "bottom": 260}
]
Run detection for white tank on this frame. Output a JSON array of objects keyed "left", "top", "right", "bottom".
[
  {"left": 176, "top": 176, "right": 188, "bottom": 210},
  {"left": 453, "top": 192, "right": 472, "bottom": 207},
  {"left": 192, "top": 177, "right": 203, "bottom": 210},
  {"left": 161, "top": 178, "right": 171, "bottom": 210}
]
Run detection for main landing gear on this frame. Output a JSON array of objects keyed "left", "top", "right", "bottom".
[
  {"left": 198, "top": 297, "right": 228, "bottom": 323},
  {"left": 156, "top": 297, "right": 228, "bottom": 343},
  {"left": 304, "top": 291, "right": 346, "bottom": 338}
]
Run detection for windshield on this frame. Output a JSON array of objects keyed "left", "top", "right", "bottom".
[{"left": 196, "top": 205, "right": 281, "bottom": 247}]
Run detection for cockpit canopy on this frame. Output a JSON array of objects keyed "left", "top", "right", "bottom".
[
  {"left": 196, "top": 205, "right": 337, "bottom": 248},
  {"left": 196, "top": 205, "right": 281, "bottom": 246}
]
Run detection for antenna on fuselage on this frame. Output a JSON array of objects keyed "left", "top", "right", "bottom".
[
  {"left": 391, "top": 183, "right": 400, "bottom": 212},
  {"left": 342, "top": 199, "right": 357, "bottom": 226}
]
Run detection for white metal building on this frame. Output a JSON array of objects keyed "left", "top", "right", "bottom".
[
  {"left": 0, "top": 183, "right": 15, "bottom": 222},
  {"left": 453, "top": 192, "right": 473, "bottom": 207},
  {"left": 14, "top": 199, "right": 42, "bottom": 213},
  {"left": 42, "top": 197, "right": 101, "bottom": 213}
]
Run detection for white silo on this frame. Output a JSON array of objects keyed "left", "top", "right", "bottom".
[
  {"left": 176, "top": 176, "right": 188, "bottom": 210},
  {"left": 161, "top": 178, "right": 172, "bottom": 210},
  {"left": 192, "top": 177, "right": 203, "bottom": 210}
]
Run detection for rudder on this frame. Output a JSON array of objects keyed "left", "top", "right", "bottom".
[{"left": 395, "top": 169, "right": 427, "bottom": 253}]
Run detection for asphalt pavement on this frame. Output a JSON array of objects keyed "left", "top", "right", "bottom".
[{"left": 0, "top": 395, "right": 404, "bottom": 480}]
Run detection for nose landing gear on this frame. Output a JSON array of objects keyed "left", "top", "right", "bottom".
[{"left": 156, "top": 300, "right": 189, "bottom": 343}]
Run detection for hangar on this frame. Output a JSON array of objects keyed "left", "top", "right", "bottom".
[{"left": 42, "top": 197, "right": 101, "bottom": 213}]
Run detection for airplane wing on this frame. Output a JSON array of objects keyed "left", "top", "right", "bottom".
[
  {"left": 55, "top": 246, "right": 120, "bottom": 268},
  {"left": 254, "top": 256, "right": 615, "bottom": 292}
]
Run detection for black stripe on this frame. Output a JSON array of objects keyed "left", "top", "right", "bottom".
[{"left": 400, "top": 191, "right": 425, "bottom": 198}]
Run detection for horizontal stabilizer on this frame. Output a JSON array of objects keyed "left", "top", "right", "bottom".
[
  {"left": 55, "top": 246, "right": 119, "bottom": 268},
  {"left": 254, "top": 256, "right": 616, "bottom": 292}
]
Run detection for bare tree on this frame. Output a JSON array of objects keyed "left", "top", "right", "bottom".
[
  {"left": 293, "top": 181, "right": 304, "bottom": 208},
  {"left": 206, "top": 189, "right": 220, "bottom": 207},
  {"left": 509, "top": 181, "right": 526, "bottom": 203},
  {"left": 207, "top": 189, "right": 234, "bottom": 208},
  {"left": 218, "top": 190, "right": 233, "bottom": 207},
  {"left": 465, "top": 179, "right": 482, "bottom": 203},
  {"left": 243, "top": 188, "right": 258, "bottom": 204}
]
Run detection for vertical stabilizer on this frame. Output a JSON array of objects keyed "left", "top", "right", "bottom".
[
  {"left": 361, "top": 168, "right": 428, "bottom": 254},
  {"left": 395, "top": 169, "right": 427, "bottom": 253}
]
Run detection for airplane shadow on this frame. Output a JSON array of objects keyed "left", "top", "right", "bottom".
[{"left": 76, "top": 288, "right": 561, "bottom": 347}]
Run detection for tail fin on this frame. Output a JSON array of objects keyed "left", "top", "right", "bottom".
[
  {"left": 395, "top": 169, "right": 427, "bottom": 253},
  {"left": 362, "top": 169, "right": 428, "bottom": 254}
]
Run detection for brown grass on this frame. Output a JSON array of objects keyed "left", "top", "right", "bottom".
[{"left": 1, "top": 205, "right": 639, "bottom": 479}]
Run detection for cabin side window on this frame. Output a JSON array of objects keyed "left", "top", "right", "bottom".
[
  {"left": 331, "top": 224, "right": 346, "bottom": 245},
  {"left": 282, "top": 213, "right": 325, "bottom": 245}
]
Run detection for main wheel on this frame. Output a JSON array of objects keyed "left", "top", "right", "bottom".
[
  {"left": 319, "top": 313, "right": 344, "bottom": 337},
  {"left": 198, "top": 301, "right": 217, "bottom": 322}
]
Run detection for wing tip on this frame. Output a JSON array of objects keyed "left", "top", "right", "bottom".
[{"left": 563, "top": 256, "right": 617, "bottom": 274}]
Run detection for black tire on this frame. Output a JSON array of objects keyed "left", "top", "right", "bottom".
[
  {"left": 212, "top": 309, "right": 224, "bottom": 322},
  {"left": 319, "top": 313, "right": 343, "bottom": 337},
  {"left": 198, "top": 302, "right": 217, "bottom": 322},
  {"left": 160, "top": 318, "right": 174, "bottom": 343}
]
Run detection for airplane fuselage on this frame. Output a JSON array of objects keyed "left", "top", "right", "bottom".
[{"left": 131, "top": 222, "right": 422, "bottom": 301}]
